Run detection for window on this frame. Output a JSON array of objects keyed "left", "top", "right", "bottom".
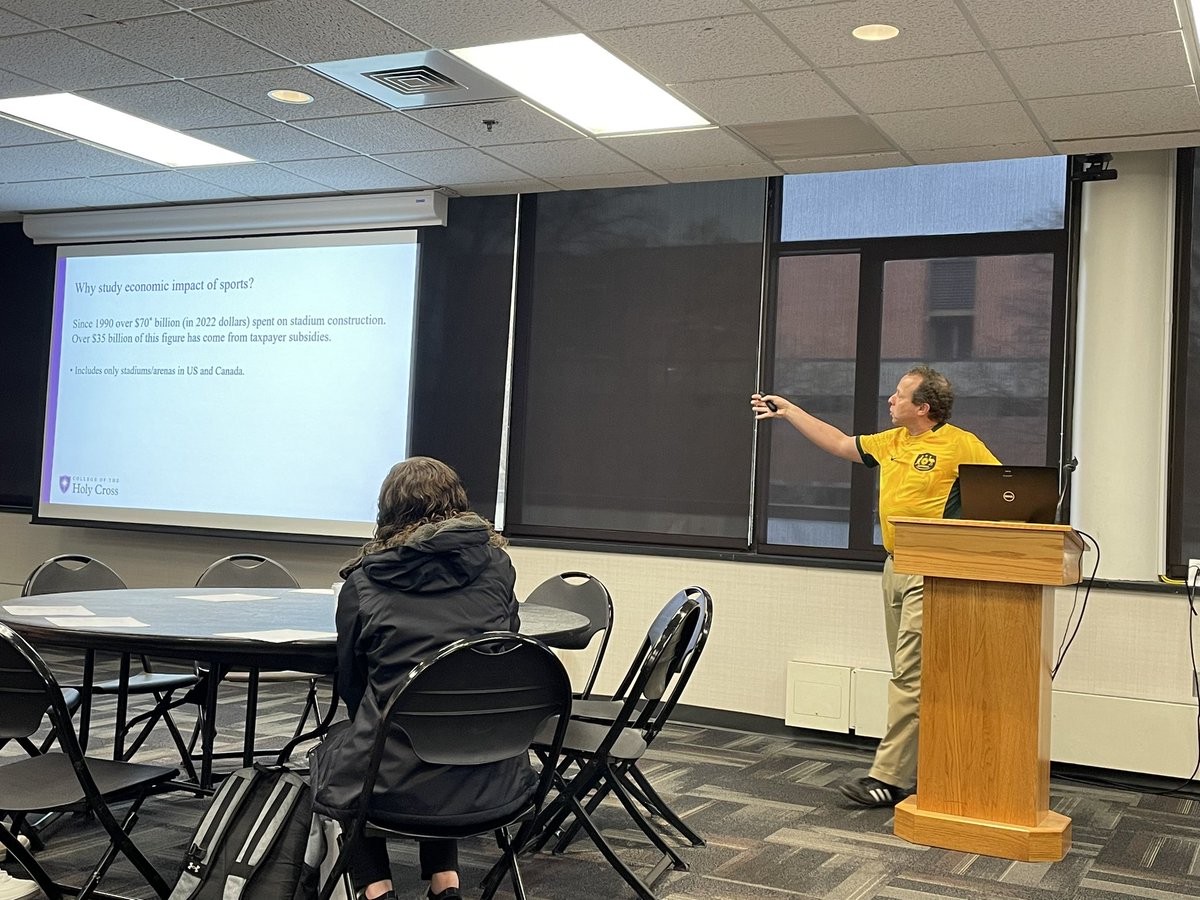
[{"left": 760, "top": 158, "right": 1072, "bottom": 559}]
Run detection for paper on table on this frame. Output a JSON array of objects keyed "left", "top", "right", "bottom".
[
  {"left": 46, "top": 616, "right": 148, "bottom": 628},
  {"left": 2, "top": 605, "right": 93, "bottom": 617},
  {"left": 178, "top": 593, "right": 275, "bottom": 602},
  {"left": 292, "top": 588, "right": 336, "bottom": 594},
  {"left": 215, "top": 629, "right": 335, "bottom": 642}
]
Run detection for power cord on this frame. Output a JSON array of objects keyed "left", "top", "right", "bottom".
[{"left": 1051, "top": 528, "right": 1099, "bottom": 679}]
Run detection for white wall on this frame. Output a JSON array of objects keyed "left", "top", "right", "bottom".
[{"left": 1, "top": 150, "right": 1193, "bottom": 776}]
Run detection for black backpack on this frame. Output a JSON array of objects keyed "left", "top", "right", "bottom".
[{"left": 169, "top": 765, "right": 315, "bottom": 900}]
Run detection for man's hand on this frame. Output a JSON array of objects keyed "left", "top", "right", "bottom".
[{"left": 751, "top": 393, "right": 789, "bottom": 420}]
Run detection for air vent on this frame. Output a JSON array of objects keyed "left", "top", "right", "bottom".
[
  {"left": 309, "top": 50, "right": 515, "bottom": 110},
  {"left": 364, "top": 66, "right": 463, "bottom": 96}
]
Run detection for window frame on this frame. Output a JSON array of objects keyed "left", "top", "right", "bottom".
[{"left": 1167, "top": 147, "right": 1196, "bottom": 580}]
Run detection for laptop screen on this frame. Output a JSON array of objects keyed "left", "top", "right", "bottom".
[{"left": 957, "top": 465, "right": 1060, "bottom": 524}]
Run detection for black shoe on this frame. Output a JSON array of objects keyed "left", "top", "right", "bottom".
[
  {"left": 427, "top": 888, "right": 462, "bottom": 900},
  {"left": 838, "top": 775, "right": 905, "bottom": 807}
]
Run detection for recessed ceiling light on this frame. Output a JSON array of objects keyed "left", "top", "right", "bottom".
[
  {"left": 0, "top": 93, "right": 253, "bottom": 167},
  {"left": 852, "top": 23, "right": 900, "bottom": 41},
  {"left": 451, "top": 34, "right": 710, "bottom": 136},
  {"left": 268, "top": 89, "right": 314, "bottom": 104}
]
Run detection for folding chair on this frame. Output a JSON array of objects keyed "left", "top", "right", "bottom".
[
  {"left": 23, "top": 554, "right": 200, "bottom": 779},
  {"left": 316, "top": 632, "right": 572, "bottom": 900},
  {"left": 0, "top": 622, "right": 179, "bottom": 900},
  {"left": 522, "top": 572, "right": 613, "bottom": 698},
  {"left": 505, "top": 596, "right": 704, "bottom": 900},
  {"left": 193, "top": 554, "right": 329, "bottom": 769},
  {"left": 564, "top": 585, "right": 713, "bottom": 848}
]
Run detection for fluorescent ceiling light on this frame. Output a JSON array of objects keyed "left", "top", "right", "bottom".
[
  {"left": 452, "top": 34, "right": 710, "bottom": 136},
  {"left": 852, "top": 23, "right": 900, "bottom": 41},
  {"left": 0, "top": 94, "right": 254, "bottom": 167}
]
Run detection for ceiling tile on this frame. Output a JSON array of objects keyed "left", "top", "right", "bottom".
[
  {"left": 597, "top": 15, "right": 807, "bottom": 83},
  {"left": 41, "top": 141, "right": 167, "bottom": 176},
  {"left": 452, "top": 178, "right": 557, "bottom": 196},
  {"left": 777, "top": 152, "right": 909, "bottom": 174},
  {"left": 87, "top": 170, "right": 249, "bottom": 201},
  {"left": 0, "top": 31, "right": 164, "bottom": 89},
  {"left": 0, "top": 142, "right": 76, "bottom": 181},
  {"left": 0, "top": 9, "right": 40, "bottom": 35},
  {"left": 995, "top": 32, "right": 1191, "bottom": 100},
  {"left": 734, "top": 116, "right": 893, "bottom": 158},
  {"left": 0, "top": 68, "right": 54, "bottom": 98},
  {"left": 273, "top": 156, "right": 432, "bottom": 191},
  {"left": 825, "top": 53, "right": 1014, "bottom": 113},
  {"left": 766, "top": 0, "right": 981, "bottom": 68},
  {"left": 1053, "top": 133, "right": 1200, "bottom": 155},
  {"left": 0, "top": 176, "right": 159, "bottom": 210},
  {"left": 183, "top": 161, "right": 334, "bottom": 197},
  {"left": 68, "top": 13, "right": 290, "bottom": 78},
  {"left": 291, "top": 112, "right": 464, "bottom": 155},
  {"left": 404, "top": 100, "right": 584, "bottom": 147},
  {"left": 188, "top": 68, "right": 388, "bottom": 121},
  {"left": 600, "top": 127, "right": 768, "bottom": 170},
  {"left": 0, "top": 0, "right": 172, "bottom": 28},
  {"left": 873, "top": 102, "right": 1043, "bottom": 151},
  {"left": 961, "top": 0, "right": 1180, "bottom": 48},
  {"left": 541, "top": 0, "right": 747, "bottom": 30},
  {"left": 183, "top": 122, "right": 348, "bottom": 162},
  {"left": 0, "top": 116, "right": 61, "bottom": 147},
  {"left": 670, "top": 71, "right": 854, "bottom": 125},
  {"left": 545, "top": 171, "right": 668, "bottom": 191},
  {"left": 656, "top": 160, "right": 783, "bottom": 183},
  {"left": 749, "top": 0, "right": 855, "bottom": 9},
  {"left": 358, "top": 0, "right": 574, "bottom": 48},
  {"left": 193, "top": 0, "right": 425, "bottom": 66},
  {"left": 80, "top": 80, "right": 272, "bottom": 130},
  {"left": 376, "top": 147, "right": 529, "bottom": 185},
  {"left": 1030, "top": 85, "right": 1200, "bottom": 141},
  {"left": 908, "top": 142, "right": 1053, "bottom": 165},
  {"left": 487, "top": 139, "right": 647, "bottom": 178}
]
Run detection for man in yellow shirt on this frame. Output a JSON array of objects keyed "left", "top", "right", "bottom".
[{"left": 752, "top": 365, "right": 998, "bottom": 806}]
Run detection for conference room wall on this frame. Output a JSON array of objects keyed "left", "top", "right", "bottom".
[{"left": 0, "top": 150, "right": 1189, "bottom": 776}]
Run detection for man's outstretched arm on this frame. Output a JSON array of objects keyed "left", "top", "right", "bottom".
[{"left": 751, "top": 393, "right": 862, "bottom": 463}]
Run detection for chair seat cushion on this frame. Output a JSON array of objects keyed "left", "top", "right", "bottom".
[
  {"left": 365, "top": 783, "right": 536, "bottom": 837},
  {"left": 570, "top": 698, "right": 622, "bottom": 721},
  {"left": 91, "top": 672, "right": 200, "bottom": 694},
  {"left": 0, "top": 754, "right": 177, "bottom": 812},
  {"left": 535, "top": 717, "right": 646, "bottom": 762}
]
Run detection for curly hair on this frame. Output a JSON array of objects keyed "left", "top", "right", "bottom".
[
  {"left": 341, "top": 456, "right": 503, "bottom": 576},
  {"left": 906, "top": 365, "right": 955, "bottom": 423}
]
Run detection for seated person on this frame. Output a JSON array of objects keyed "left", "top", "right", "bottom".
[{"left": 312, "top": 457, "right": 529, "bottom": 900}]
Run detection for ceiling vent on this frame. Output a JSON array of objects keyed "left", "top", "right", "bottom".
[{"left": 310, "top": 50, "right": 514, "bottom": 110}]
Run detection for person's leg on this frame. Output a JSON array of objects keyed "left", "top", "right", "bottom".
[
  {"left": 348, "top": 835, "right": 393, "bottom": 899},
  {"left": 419, "top": 840, "right": 459, "bottom": 898},
  {"left": 869, "top": 560, "right": 924, "bottom": 789}
]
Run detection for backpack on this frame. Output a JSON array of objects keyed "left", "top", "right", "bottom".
[{"left": 169, "top": 765, "right": 317, "bottom": 900}]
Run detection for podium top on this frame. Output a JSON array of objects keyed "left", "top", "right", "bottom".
[{"left": 889, "top": 517, "right": 1084, "bottom": 585}]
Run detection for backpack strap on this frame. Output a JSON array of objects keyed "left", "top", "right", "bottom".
[
  {"left": 223, "top": 769, "right": 310, "bottom": 900},
  {"left": 169, "top": 768, "right": 258, "bottom": 900}
]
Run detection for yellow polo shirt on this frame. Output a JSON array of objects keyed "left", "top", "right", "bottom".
[{"left": 856, "top": 423, "right": 999, "bottom": 553}]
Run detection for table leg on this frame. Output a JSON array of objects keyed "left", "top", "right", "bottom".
[
  {"left": 243, "top": 668, "right": 260, "bottom": 768},
  {"left": 113, "top": 653, "right": 131, "bottom": 760},
  {"left": 78, "top": 650, "right": 96, "bottom": 752},
  {"left": 200, "top": 664, "right": 222, "bottom": 790}
]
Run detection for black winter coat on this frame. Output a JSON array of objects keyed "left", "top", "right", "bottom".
[{"left": 311, "top": 515, "right": 535, "bottom": 827}]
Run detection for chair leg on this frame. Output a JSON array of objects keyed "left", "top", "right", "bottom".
[
  {"left": 0, "top": 824, "right": 62, "bottom": 900},
  {"left": 608, "top": 771, "right": 688, "bottom": 874},
  {"left": 564, "top": 794, "right": 660, "bottom": 900},
  {"left": 627, "top": 764, "right": 705, "bottom": 847},
  {"left": 82, "top": 794, "right": 170, "bottom": 900}
]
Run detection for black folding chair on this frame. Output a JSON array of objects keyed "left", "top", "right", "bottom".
[
  {"left": 23, "top": 554, "right": 200, "bottom": 779},
  {"left": 565, "top": 585, "right": 713, "bottom": 849},
  {"left": 522, "top": 572, "right": 613, "bottom": 698},
  {"left": 316, "top": 632, "right": 572, "bottom": 900},
  {"left": 501, "top": 597, "right": 704, "bottom": 900},
  {"left": 192, "top": 554, "right": 330, "bottom": 770},
  {"left": 0, "top": 622, "right": 179, "bottom": 900}
]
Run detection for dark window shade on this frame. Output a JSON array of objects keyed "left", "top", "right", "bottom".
[
  {"left": 0, "top": 223, "right": 54, "bottom": 509},
  {"left": 409, "top": 195, "right": 517, "bottom": 522},
  {"left": 507, "top": 180, "right": 766, "bottom": 544}
]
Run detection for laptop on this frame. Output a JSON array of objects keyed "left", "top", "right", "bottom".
[{"left": 957, "top": 465, "right": 1060, "bottom": 524}]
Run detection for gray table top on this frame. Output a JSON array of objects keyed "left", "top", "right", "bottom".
[{"left": 0, "top": 587, "right": 590, "bottom": 670}]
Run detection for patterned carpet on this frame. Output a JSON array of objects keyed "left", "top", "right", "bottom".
[{"left": 3, "top": 651, "right": 1200, "bottom": 900}]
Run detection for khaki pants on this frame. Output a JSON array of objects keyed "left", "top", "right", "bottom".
[{"left": 868, "top": 555, "right": 923, "bottom": 789}]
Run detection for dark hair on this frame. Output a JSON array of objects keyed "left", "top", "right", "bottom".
[
  {"left": 340, "top": 456, "right": 501, "bottom": 576},
  {"left": 906, "top": 365, "right": 955, "bottom": 423}
]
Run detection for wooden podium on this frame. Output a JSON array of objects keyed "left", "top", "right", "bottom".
[{"left": 889, "top": 517, "right": 1084, "bottom": 862}]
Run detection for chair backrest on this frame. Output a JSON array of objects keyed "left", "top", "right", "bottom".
[
  {"left": 523, "top": 571, "right": 613, "bottom": 696},
  {"left": 351, "top": 633, "right": 572, "bottom": 838},
  {"left": 195, "top": 554, "right": 299, "bottom": 588},
  {"left": 22, "top": 554, "right": 126, "bottom": 596},
  {"left": 638, "top": 586, "right": 712, "bottom": 739},
  {"left": 0, "top": 622, "right": 85, "bottom": 755}
]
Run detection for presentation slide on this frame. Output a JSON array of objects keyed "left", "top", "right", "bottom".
[{"left": 37, "top": 231, "right": 419, "bottom": 538}]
